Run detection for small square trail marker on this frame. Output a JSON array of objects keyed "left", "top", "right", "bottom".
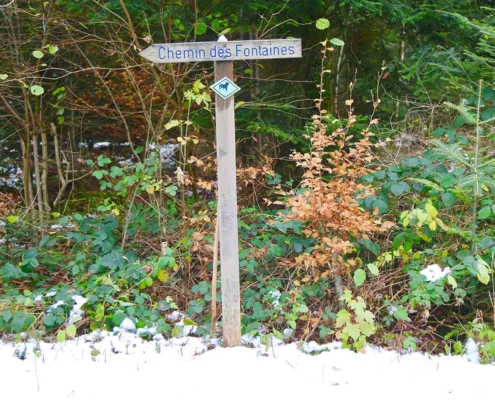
[
  {"left": 140, "top": 35, "right": 302, "bottom": 347},
  {"left": 210, "top": 77, "right": 240, "bottom": 100}
]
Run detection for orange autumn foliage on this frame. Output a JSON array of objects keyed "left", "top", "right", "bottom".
[{"left": 284, "top": 105, "right": 393, "bottom": 276}]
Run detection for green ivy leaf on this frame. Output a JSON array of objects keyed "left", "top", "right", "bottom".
[
  {"left": 93, "top": 170, "right": 104, "bottom": 180},
  {"left": 447, "top": 275, "right": 458, "bottom": 289},
  {"left": 401, "top": 157, "right": 421, "bottom": 167},
  {"left": 335, "top": 309, "right": 351, "bottom": 327},
  {"left": 112, "top": 312, "right": 127, "bottom": 327},
  {"left": 48, "top": 45, "right": 59, "bottom": 54},
  {"left": 11, "top": 315, "right": 25, "bottom": 333},
  {"left": 165, "top": 185, "right": 178, "bottom": 196},
  {"left": 20, "top": 261, "right": 33, "bottom": 274},
  {"left": 440, "top": 174, "right": 456, "bottom": 188},
  {"left": 30, "top": 85, "right": 44, "bottom": 96},
  {"left": 476, "top": 257, "right": 490, "bottom": 284},
  {"left": 211, "top": 19, "right": 221, "bottom": 31},
  {"left": 32, "top": 50, "right": 44, "bottom": 59},
  {"left": 353, "top": 269, "right": 366, "bottom": 286},
  {"left": 171, "top": 325, "right": 183, "bottom": 338},
  {"left": 409, "top": 178, "right": 444, "bottom": 192},
  {"left": 391, "top": 182, "right": 410, "bottom": 196},
  {"left": 441, "top": 192, "right": 457, "bottom": 208},
  {"left": 0, "top": 74, "right": 7, "bottom": 80},
  {"left": 315, "top": 18, "right": 330, "bottom": 30},
  {"left": 195, "top": 22, "right": 207, "bottom": 35},
  {"left": 432, "top": 127, "right": 446, "bottom": 137},
  {"left": 97, "top": 156, "right": 111, "bottom": 166},
  {"left": 425, "top": 203, "right": 438, "bottom": 219},
  {"left": 393, "top": 307, "right": 408, "bottom": 321},
  {"left": 57, "top": 329, "right": 67, "bottom": 342},
  {"left": 66, "top": 325, "right": 77, "bottom": 338},
  {"left": 7, "top": 215, "right": 19, "bottom": 223},
  {"left": 187, "top": 300, "right": 203, "bottom": 315},
  {"left": 478, "top": 206, "right": 492, "bottom": 220},
  {"left": 157, "top": 269, "right": 169, "bottom": 283},
  {"left": 343, "top": 322, "right": 360, "bottom": 341},
  {"left": 330, "top": 38, "right": 345, "bottom": 46},
  {"left": 367, "top": 263, "right": 379, "bottom": 276},
  {"left": 1, "top": 263, "right": 25, "bottom": 280},
  {"left": 44, "top": 314, "right": 57, "bottom": 327},
  {"left": 3, "top": 311, "right": 13, "bottom": 323},
  {"left": 110, "top": 166, "right": 123, "bottom": 178}
]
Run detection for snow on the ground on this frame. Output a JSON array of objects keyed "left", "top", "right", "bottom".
[
  {"left": 420, "top": 263, "right": 451, "bottom": 282},
  {"left": 0, "top": 165, "right": 23, "bottom": 188},
  {"left": 0, "top": 329, "right": 494, "bottom": 400}
]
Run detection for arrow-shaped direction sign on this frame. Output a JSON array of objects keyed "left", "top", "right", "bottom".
[{"left": 139, "top": 38, "right": 302, "bottom": 63}]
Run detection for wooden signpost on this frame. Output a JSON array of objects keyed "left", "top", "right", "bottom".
[{"left": 140, "top": 36, "right": 302, "bottom": 347}]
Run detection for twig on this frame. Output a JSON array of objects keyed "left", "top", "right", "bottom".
[{"left": 210, "top": 217, "right": 219, "bottom": 337}]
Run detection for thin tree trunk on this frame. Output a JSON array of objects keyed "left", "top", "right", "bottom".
[
  {"left": 396, "top": 23, "right": 405, "bottom": 118},
  {"left": 334, "top": 273, "right": 344, "bottom": 309},
  {"left": 27, "top": 135, "right": 34, "bottom": 218},
  {"left": 250, "top": 30, "right": 262, "bottom": 153},
  {"left": 18, "top": 134, "right": 31, "bottom": 206},
  {"left": 334, "top": 45, "right": 344, "bottom": 117},
  {"left": 472, "top": 80, "right": 483, "bottom": 240},
  {"left": 22, "top": 90, "right": 36, "bottom": 219},
  {"left": 41, "top": 127, "right": 50, "bottom": 211},
  {"left": 32, "top": 134, "right": 44, "bottom": 227},
  {"left": 52, "top": 124, "right": 67, "bottom": 207},
  {"left": 34, "top": 1, "right": 54, "bottom": 212}
]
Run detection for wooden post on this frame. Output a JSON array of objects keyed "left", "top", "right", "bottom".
[{"left": 214, "top": 37, "right": 241, "bottom": 347}]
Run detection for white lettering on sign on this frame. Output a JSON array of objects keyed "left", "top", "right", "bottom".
[{"left": 139, "top": 39, "right": 302, "bottom": 63}]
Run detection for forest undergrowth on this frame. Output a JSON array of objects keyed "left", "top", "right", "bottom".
[{"left": 1, "top": 0, "right": 495, "bottom": 364}]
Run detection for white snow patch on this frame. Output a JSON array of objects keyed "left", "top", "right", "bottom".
[
  {"left": 173, "top": 317, "right": 197, "bottom": 336},
  {"left": 119, "top": 317, "right": 136, "bottom": 332},
  {"left": 1, "top": 333, "right": 494, "bottom": 400},
  {"left": 465, "top": 338, "right": 480, "bottom": 364},
  {"left": 118, "top": 158, "right": 134, "bottom": 166},
  {"left": 268, "top": 290, "right": 281, "bottom": 307},
  {"left": 167, "top": 311, "right": 186, "bottom": 322},
  {"left": 0, "top": 165, "right": 23, "bottom": 188},
  {"left": 136, "top": 326, "right": 157, "bottom": 337},
  {"left": 420, "top": 264, "right": 451, "bottom": 282},
  {"left": 148, "top": 142, "right": 178, "bottom": 168},
  {"left": 50, "top": 223, "right": 76, "bottom": 231},
  {"left": 49, "top": 300, "right": 65, "bottom": 310},
  {"left": 301, "top": 340, "right": 343, "bottom": 354},
  {"left": 283, "top": 328, "right": 294, "bottom": 338},
  {"left": 68, "top": 295, "right": 88, "bottom": 324},
  {"left": 93, "top": 141, "right": 111, "bottom": 149}
]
